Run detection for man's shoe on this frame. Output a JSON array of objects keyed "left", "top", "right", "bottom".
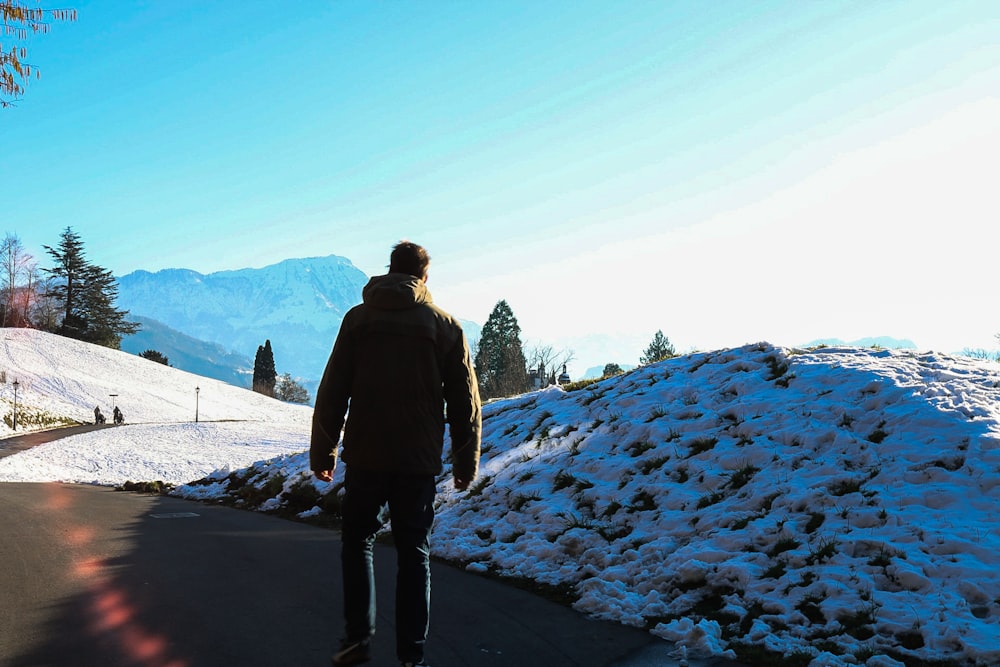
[
  {"left": 400, "top": 662, "right": 429, "bottom": 667},
  {"left": 331, "top": 638, "right": 372, "bottom": 666}
]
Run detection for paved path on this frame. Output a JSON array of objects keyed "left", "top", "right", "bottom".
[
  {"left": 0, "top": 423, "right": 113, "bottom": 459},
  {"left": 0, "top": 428, "right": 746, "bottom": 667}
]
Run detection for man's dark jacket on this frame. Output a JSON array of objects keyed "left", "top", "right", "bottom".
[{"left": 310, "top": 273, "right": 481, "bottom": 481}]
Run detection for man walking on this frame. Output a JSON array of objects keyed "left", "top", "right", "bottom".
[{"left": 311, "top": 241, "right": 482, "bottom": 667}]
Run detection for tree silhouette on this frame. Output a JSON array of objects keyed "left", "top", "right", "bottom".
[
  {"left": 640, "top": 330, "right": 676, "bottom": 365},
  {"left": 139, "top": 349, "right": 170, "bottom": 366},
  {"left": 43, "top": 227, "right": 139, "bottom": 348},
  {"left": 474, "top": 300, "right": 529, "bottom": 399},
  {"left": 253, "top": 339, "right": 277, "bottom": 397},
  {"left": 602, "top": 362, "right": 624, "bottom": 377}
]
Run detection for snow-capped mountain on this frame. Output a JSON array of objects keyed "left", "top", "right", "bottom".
[
  {"left": 117, "top": 255, "right": 484, "bottom": 395},
  {"left": 117, "top": 255, "right": 369, "bottom": 385}
]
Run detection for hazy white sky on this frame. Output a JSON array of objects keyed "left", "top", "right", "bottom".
[{"left": 5, "top": 0, "right": 999, "bottom": 359}]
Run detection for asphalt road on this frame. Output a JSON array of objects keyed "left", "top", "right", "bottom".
[
  {"left": 0, "top": 483, "right": 729, "bottom": 667},
  {"left": 0, "top": 423, "right": 113, "bottom": 459},
  {"left": 0, "top": 425, "right": 745, "bottom": 667}
]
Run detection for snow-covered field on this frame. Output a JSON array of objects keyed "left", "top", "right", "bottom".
[
  {"left": 3, "top": 329, "right": 999, "bottom": 666},
  {"left": 0, "top": 329, "right": 311, "bottom": 484}
]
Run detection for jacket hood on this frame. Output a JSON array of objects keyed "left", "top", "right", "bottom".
[{"left": 362, "top": 273, "right": 433, "bottom": 310}]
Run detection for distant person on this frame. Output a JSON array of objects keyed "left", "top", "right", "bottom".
[
  {"left": 113, "top": 406, "right": 123, "bottom": 425},
  {"left": 311, "top": 241, "right": 481, "bottom": 667},
  {"left": 94, "top": 406, "right": 105, "bottom": 425}
]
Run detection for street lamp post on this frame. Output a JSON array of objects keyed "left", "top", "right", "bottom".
[
  {"left": 109, "top": 393, "right": 118, "bottom": 411},
  {"left": 11, "top": 379, "right": 19, "bottom": 431},
  {"left": 195, "top": 386, "right": 200, "bottom": 423}
]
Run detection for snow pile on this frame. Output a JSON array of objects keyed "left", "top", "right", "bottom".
[{"left": 430, "top": 344, "right": 1000, "bottom": 664}]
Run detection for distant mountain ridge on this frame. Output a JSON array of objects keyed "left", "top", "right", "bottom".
[
  {"left": 117, "top": 255, "right": 482, "bottom": 397},
  {"left": 115, "top": 254, "right": 920, "bottom": 394},
  {"left": 119, "top": 316, "right": 254, "bottom": 388},
  {"left": 117, "top": 255, "right": 369, "bottom": 387}
]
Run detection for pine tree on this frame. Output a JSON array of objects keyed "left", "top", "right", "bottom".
[
  {"left": 639, "top": 330, "right": 676, "bottom": 365},
  {"left": 474, "top": 299, "right": 530, "bottom": 399},
  {"left": 253, "top": 339, "right": 277, "bottom": 397},
  {"left": 139, "top": 349, "right": 170, "bottom": 366},
  {"left": 602, "top": 362, "right": 624, "bottom": 377},
  {"left": 77, "top": 263, "right": 139, "bottom": 347},
  {"left": 42, "top": 227, "right": 139, "bottom": 348}
]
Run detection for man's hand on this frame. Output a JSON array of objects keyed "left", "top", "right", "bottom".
[
  {"left": 314, "top": 469, "right": 334, "bottom": 483},
  {"left": 454, "top": 476, "right": 472, "bottom": 491}
]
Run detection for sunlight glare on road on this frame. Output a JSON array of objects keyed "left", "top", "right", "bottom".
[{"left": 44, "top": 483, "right": 190, "bottom": 667}]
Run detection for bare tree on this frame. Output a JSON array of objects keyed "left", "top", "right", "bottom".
[
  {"left": 275, "top": 373, "right": 311, "bottom": 404},
  {"left": 1, "top": 232, "right": 35, "bottom": 326},
  {"left": 31, "top": 274, "right": 61, "bottom": 331},
  {"left": 525, "top": 342, "right": 575, "bottom": 386},
  {"left": 963, "top": 340, "right": 1000, "bottom": 362},
  {"left": 19, "top": 262, "right": 39, "bottom": 325}
]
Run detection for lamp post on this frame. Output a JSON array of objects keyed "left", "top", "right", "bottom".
[
  {"left": 109, "top": 393, "right": 118, "bottom": 411},
  {"left": 195, "top": 386, "right": 200, "bottom": 423},
  {"left": 11, "top": 379, "right": 19, "bottom": 431}
]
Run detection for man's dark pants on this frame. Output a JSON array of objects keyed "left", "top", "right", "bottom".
[{"left": 340, "top": 466, "right": 437, "bottom": 663}]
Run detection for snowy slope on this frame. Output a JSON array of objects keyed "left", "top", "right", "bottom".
[
  {"left": 0, "top": 329, "right": 310, "bottom": 484},
  {"left": 0, "top": 329, "right": 309, "bottom": 425},
  {"left": 430, "top": 344, "right": 1000, "bottom": 664}
]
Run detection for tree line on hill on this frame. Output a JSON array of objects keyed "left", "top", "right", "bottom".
[
  {"left": 1, "top": 229, "right": 312, "bottom": 404},
  {"left": 473, "top": 298, "right": 677, "bottom": 401},
  {"left": 2, "top": 228, "right": 139, "bottom": 347}
]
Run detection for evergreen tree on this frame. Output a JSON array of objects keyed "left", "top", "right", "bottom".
[
  {"left": 139, "top": 349, "right": 170, "bottom": 366},
  {"left": 639, "top": 330, "right": 676, "bottom": 365},
  {"left": 602, "top": 362, "right": 624, "bottom": 377},
  {"left": 275, "top": 372, "right": 311, "bottom": 404},
  {"left": 253, "top": 339, "right": 277, "bottom": 397},
  {"left": 77, "top": 263, "right": 139, "bottom": 347},
  {"left": 42, "top": 227, "right": 139, "bottom": 348},
  {"left": 474, "top": 299, "right": 530, "bottom": 399}
]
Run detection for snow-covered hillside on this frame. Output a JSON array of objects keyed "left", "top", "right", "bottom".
[
  {"left": 0, "top": 329, "right": 310, "bottom": 484},
  {"left": 429, "top": 344, "right": 1000, "bottom": 665},
  {"left": 3, "top": 329, "right": 999, "bottom": 665}
]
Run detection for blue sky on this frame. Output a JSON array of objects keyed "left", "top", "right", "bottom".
[{"left": 4, "top": 1, "right": 999, "bottom": 369}]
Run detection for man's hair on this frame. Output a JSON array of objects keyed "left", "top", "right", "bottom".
[{"left": 389, "top": 241, "right": 431, "bottom": 278}]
